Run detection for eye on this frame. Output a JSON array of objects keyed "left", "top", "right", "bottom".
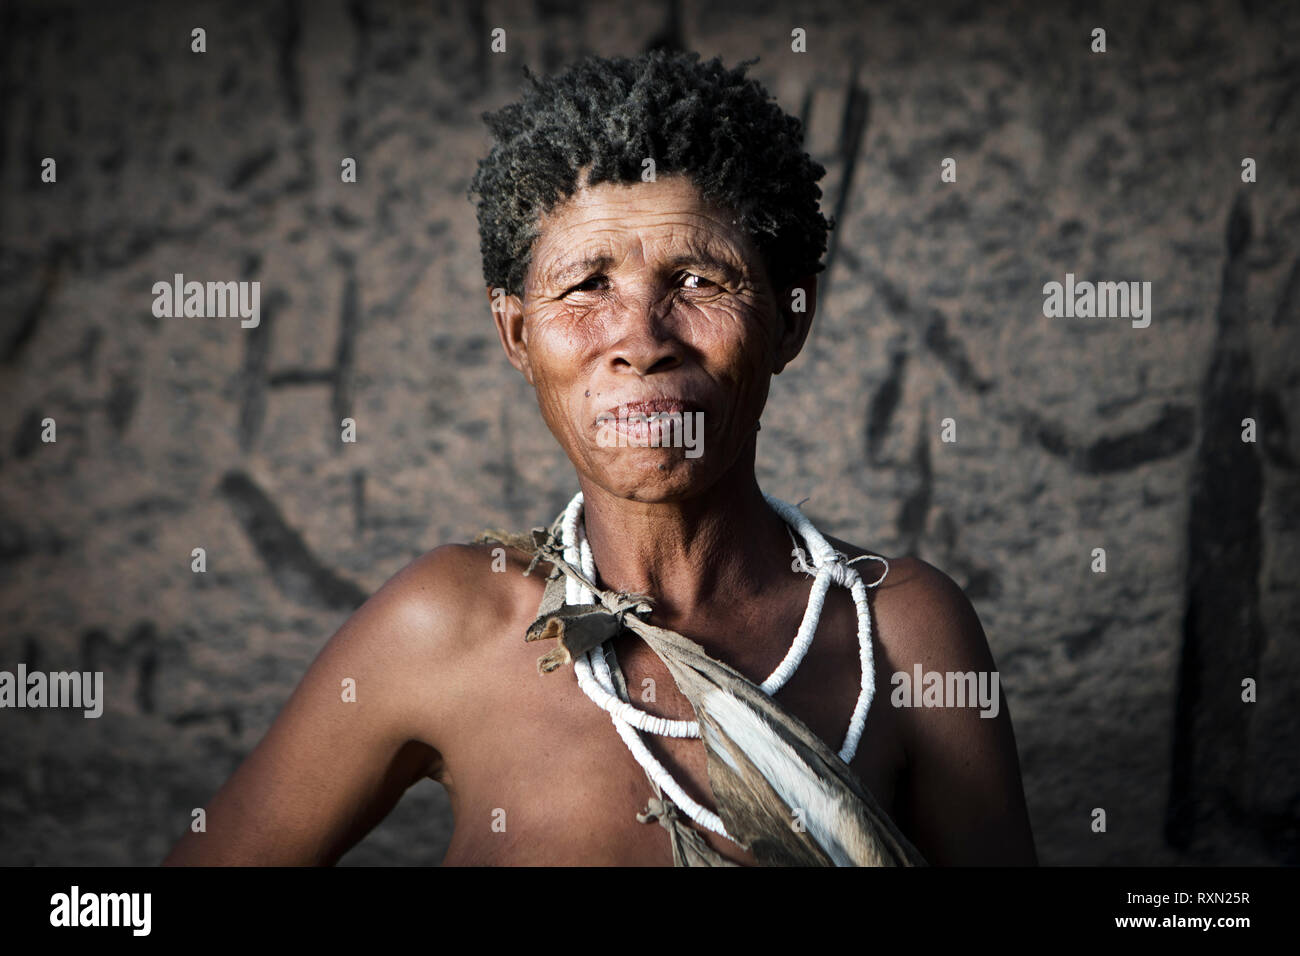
[
  {"left": 679, "top": 272, "right": 718, "bottom": 290},
  {"left": 563, "top": 275, "right": 609, "bottom": 296}
]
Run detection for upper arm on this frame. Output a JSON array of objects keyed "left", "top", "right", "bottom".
[
  {"left": 882, "top": 559, "right": 1038, "bottom": 865},
  {"left": 163, "top": 545, "right": 472, "bottom": 866}
]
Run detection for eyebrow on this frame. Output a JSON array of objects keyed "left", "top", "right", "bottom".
[
  {"left": 542, "top": 239, "right": 749, "bottom": 290},
  {"left": 543, "top": 252, "right": 616, "bottom": 288},
  {"left": 663, "top": 244, "right": 747, "bottom": 285}
]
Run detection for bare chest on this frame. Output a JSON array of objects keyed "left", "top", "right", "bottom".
[{"left": 433, "top": 582, "right": 907, "bottom": 866}]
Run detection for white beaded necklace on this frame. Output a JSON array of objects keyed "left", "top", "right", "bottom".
[{"left": 560, "top": 490, "right": 889, "bottom": 842}]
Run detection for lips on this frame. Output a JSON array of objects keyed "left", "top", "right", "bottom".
[{"left": 597, "top": 398, "right": 701, "bottom": 424}]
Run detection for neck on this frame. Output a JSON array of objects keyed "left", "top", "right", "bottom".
[{"left": 576, "top": 437, "right": 794, "bottom": 621}]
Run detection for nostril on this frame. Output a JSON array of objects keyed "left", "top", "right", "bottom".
[{"left": 608, "top": 329, "right": 685, "bottom": 375}]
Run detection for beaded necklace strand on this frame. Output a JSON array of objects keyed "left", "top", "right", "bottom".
[{"left": 559, "top": 490, "right": 888, "bottom": 840}]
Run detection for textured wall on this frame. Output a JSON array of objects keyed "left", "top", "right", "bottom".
[{"left": 1, "top": 0, "right": 1297, "bottom": 866}]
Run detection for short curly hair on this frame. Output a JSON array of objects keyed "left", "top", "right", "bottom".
[{"left": 468, "top": 50, "right": 833, "bottom": 297}]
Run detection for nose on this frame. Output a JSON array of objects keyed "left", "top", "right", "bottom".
[{"left": 608, "top": 300, "right": 685, "bottom": 376}]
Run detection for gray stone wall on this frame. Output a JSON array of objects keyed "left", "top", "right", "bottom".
[{"left": 0, "top": 0, "right": 1296, "bottom": 865}]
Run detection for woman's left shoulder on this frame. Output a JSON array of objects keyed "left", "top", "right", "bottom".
[{"left": 825, "top": 536, "right": 990, "bottom": 663}]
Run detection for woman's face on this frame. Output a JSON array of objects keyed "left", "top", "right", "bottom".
[{"left": 492, "top": 174, "right": 812, "bottom": 503}]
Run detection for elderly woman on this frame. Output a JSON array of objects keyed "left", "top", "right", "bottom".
[{"left": 164, "top": 51, "right": 1035, "bottom": 867}]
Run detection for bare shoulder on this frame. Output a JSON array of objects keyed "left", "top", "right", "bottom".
[
  {"left": 370, "top": 540, "right": 545, "bottom": 673},
  {"left": 160, "top": 540, "right": 543, "bottom": 865},
  {"left": 822, "top": 536, "right": 988, "bottom": 668},
  {"left": 321, "top": 540, "right": 545, "bottom": 749},
  {"left": 875, "top": 556, "right": 990, "bottom": 668},
  {"left": 825, "top": 537, "right": 1036, "bottom": 864},
  {"left": 378, "top": 542, "right": 537, "bottom": 636}
]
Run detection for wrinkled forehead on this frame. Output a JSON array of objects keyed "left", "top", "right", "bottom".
[{"left": 523, "top": 177, "right": 767, "bottom": 292}]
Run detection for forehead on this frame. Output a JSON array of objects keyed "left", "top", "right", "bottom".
[{"left": 525, "top": 175, "right": 762, "bottom": 284}]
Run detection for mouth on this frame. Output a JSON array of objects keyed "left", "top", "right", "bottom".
[
  {"left": 593, "top": 397, "right": 706, "bottom": 449},
  {"left": 597, "top": 398, "right": 702, "bottom": 423}
]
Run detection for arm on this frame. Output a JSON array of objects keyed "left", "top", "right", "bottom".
[
  {"left": 884, "top": 559, "right": 1038, "bottom": 865},
  {"left": 162, "top": 546, "right": 468, "bottom": 866}
]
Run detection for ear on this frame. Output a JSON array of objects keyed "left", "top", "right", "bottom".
[
  {"left": 772, "top": 274, "right": 817, "bottom": 374},
  {"left": 487, "top": 285, "right": 534, "bottom": 385}
]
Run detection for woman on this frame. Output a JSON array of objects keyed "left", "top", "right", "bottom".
[{"left": 164, "top": 50, "right": 1036, "bottom": 867}]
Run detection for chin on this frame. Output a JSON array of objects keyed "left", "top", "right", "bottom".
[{"left": 588, "top": 451, "right": 715, "bottom": 502}]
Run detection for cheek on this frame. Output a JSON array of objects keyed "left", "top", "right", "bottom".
[
  {"left": 523, "top": 310, "right": 604, "bottom": 435},
  {"left": 683, "top": 300, "right": 775, "bottom": 385},
  {"left": 527, "top": 302, "right": 615, "bottom": 361}
]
